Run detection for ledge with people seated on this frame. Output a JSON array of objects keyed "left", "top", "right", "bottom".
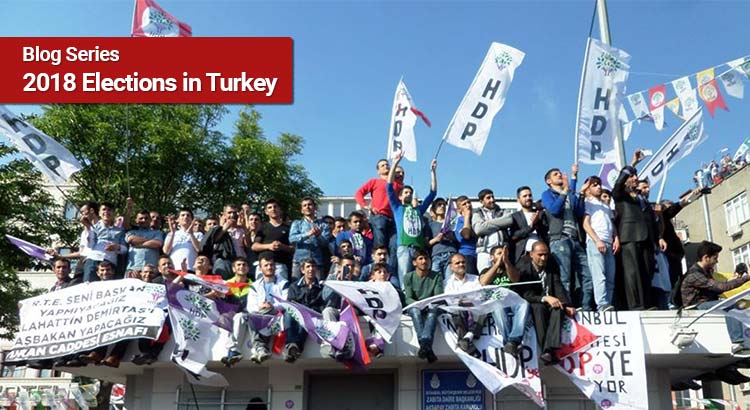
[{"left": 53, "top": 309, "right": 744, "bottom": 387}]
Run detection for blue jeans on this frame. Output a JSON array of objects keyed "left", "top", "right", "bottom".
[
  {"left": 369, "top": 214, "right": 397, "bottom": 273},
  {"left": 586, "top": 237, "right": 616, "bottom": 309},
  {"left": 83, "top": 259, "right": 101, "bottom": 283},
  {"left": 697, "top": 300, "right": 745, "bottom": 343},
  {"left": 283, "top": 311, "right": 308, "bottom": 349},
  {"left": 500, "top": 303, "right": 530, "bottom": 344},
  {"left": 408, "top": 307, "right": 438, "bottom": 348},
  {"left": 550, "top": 237, "right": 593, "bottom": 310},
  {"left": 431, "top": 251, "right": 454, "bottom": 280},
  {"left": 397, "top": 245, "right": 418, "bottom": 289}
]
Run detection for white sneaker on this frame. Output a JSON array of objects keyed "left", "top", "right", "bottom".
[
  {"left": 257, "top": 347, "right": 271, "bottom": 363},
  {"left": 320, "top": 342, "right": 332, "bottom": 357}
]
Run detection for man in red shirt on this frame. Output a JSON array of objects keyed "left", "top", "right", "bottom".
[{"left": 355, "top": 158, "right": 404, "bottom": 273}]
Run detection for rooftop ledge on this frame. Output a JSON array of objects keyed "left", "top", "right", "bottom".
[{"left": 52, "top": 310, "right": 741, "bottom": 385}]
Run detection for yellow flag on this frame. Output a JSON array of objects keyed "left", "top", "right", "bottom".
[
  {"left": 696, "top": 67, "right": 715, "bottom": 86},
  {"left": 665, "top": 97, "right": 682, "bottom": 119}
]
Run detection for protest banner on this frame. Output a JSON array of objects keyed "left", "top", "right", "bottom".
[
  {"left": 325, "top": 280, "right": 402, "bottom": 343},
  {"left": 168, "top": 285, "right": 238, "bottom": 386},
  {"left": 435, "top": 287, "right": 545, "bottom": 407},
  {"left": 6, "top": 279, "right": 166, "bottom": 361},
  {"left": 556, "top": 311, "right": 648, "bottom": 410}
]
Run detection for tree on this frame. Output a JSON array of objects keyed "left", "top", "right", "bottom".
[
  {"left": 193, "top": 106, "right": 322, "bottom": 217},
  {"left": 30, "top": 104, "right": 321, "bottom": 218},
  {"left": 0, "top": 143, "right": 75, "bottom": 338}
]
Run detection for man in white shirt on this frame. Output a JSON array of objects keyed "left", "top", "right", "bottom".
[
  {"left": 444, "top": 253, "right": 485, "bottom": 356},
  {"left": 582, "top": 176, "right": 619, "bottom": 312},
  {"left": 163, "top": 208, "right": 203, "bottom": 270}
]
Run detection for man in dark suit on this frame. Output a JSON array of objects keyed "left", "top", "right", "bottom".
[
  {"left": 612, "top": 150, "right": 658, "bottom": 310},
  {"left": 509, "top": 186, "right": 549, "bottom": 263},
  {"left": 515, "top": 242, "right": 576, "bottom": 364}
]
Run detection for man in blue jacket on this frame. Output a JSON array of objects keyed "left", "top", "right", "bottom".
[{"left": 541, "top": 164, "right": 593, "bottom": 311}]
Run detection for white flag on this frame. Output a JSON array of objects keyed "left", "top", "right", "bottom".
[
  {"left": 680, "top": 89, "right": 700, "bottom": 118},
  {"left": 719, "top": 70, "right": 744, "bottom": 99},
  {"left": 443, "top": 43, "right": 525, "bottom": 155},
  {"left": 671, "top": 76, "right": 692, "bottom": 98},
  {"left": 437, "top": 288, "right": 545, "bottom": 407},
  {"left": 626, "top": 92, "right": 649, "bottom": 122},
  {"left": 324, "top": 281, "right": 402, "bottom": 343},
  {"left": 733, "top": 136, "right": 750, "bottom": 161},
  {"left": 0, "top": 106, "right": 82, "bottom": 186},
  {"left": 640, "top": 110, "right": 707, "bottom": 187},
  {"left": 729, "top": 56, "right": 750, "bottom": 78},
  {"left": 169, "top": 307, "right": 230, "bottom": 387},
  {"left": 387, "top": 79, "right": 426, "bottom": 162},
  {"left": 576, "top": 38, "right": 631, "bottom": 164}
]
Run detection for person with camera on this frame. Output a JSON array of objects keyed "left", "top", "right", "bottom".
[
  {"left": 612, "top": 150, "right": 658, "bottom": 310},
  {"left": 509, "top": 186, "right": 549, "bottom": 264}
]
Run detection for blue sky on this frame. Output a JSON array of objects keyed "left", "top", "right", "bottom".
[{"left": 3, "top": 0, "right": 749, "bottom": 203}]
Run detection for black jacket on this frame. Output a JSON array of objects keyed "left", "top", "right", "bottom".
[
  {"left": 288, "top": 277, "right": 325, "bottom": 313},
  {"left": 509, "top": 210, "right": 549, "bottom": 263},
  {"left": 612, "top": 166, "right": 659, "bottom": 244},
  {"left": 514, "top": 255, "right": 568, "bottom": 305}
]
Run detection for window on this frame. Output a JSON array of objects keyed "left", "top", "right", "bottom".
[
  {"left": 725, "top": 192, "right": 749, "bottom": 233},
  {"left": 64, "top": 201, "right": 79, "bottom": 220},
  {"left": 734, "top": 243, "right": 750, "bottom": 268}
]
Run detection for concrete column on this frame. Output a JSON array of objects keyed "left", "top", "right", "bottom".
[{"left": 268, "top": 365, "right": 304, "bottom": 410}]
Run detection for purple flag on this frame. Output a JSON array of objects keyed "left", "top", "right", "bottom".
[
  {"left": 273, "top": 296, "right": 350, "bottom": 350},
  {"left": 6, "top": 234, "right": 52, "bottom": 262},
  {"left": 339, "top": 301, "right": 371, "bottom": 368},
  {"left": 440, "top": 197, "right": 457, "bottom": 234},
  {"left": 598, "top": 162, "right": 619, "bottom": 191},
  {"left": 166, "top": 284, "right": 238, "bottom": 332}
]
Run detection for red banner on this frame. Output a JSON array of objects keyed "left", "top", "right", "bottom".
[
  {"left": 0, "top": 37, "right": 293, "bottom": 103},
  {"left": 699, "top": 79, "right": 729, "bottom": 117},
  {"left": 648, "top": 84, "right": 666, "bottom": 110}
]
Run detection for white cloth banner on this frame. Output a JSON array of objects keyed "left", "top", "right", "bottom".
[
  {"left": 639, "top": 110, "right": 707, "bottom": 187},
  {"left": 626, "top": 92, "right": 649, "bottom": 122},
  {"left": 324, "top": 281, "right": 402, "bottom": 343},
  {"left": 556, "top": 311, "right": 648, "bottom": 410},
  {"left": 576, "top": 38, "right": 630, "bottom": 164},
  {"left": 7, "top": 279, "right": 166, "bottom": 361},
  {"left": 576, "top": 38, "right": 642, "bottom": 164},
  {"left": 387, "top": 79, "right": 420, "bottom": 162},
  {"left": 437, "top": 288, "right": 544, "bottom": 407},
  {"left": 733, "top": 136, "right": 750, "bottom": 161},
  {"left": 168, "top": 288, "right": 232, "bottom": 387},
  {"left": 671, "top": 76, "right": 692, "bottom": 98},
  {"left": 443, "top": 42, "right": 525, "bottom": 155},
  {"left": 0, "top": 106, "right": 82, "bottom": 186},
  {"left": 720, "top": 70, "right": 745, "bottom": 99},
  {"left": 680, "top": 89, "right": 700, "bottom": 118}
]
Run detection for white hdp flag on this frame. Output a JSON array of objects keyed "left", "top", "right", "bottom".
[
  {"left": 576, "top": 38, "right": 631, "bottom": 164},
  {"left": 626, "top": 93, "right": 649, "bottom": 122},
  {"left": 719, "top": 70, "right": 744, "bottom": 99},
  {"left": 387, "top": 79, "right": 430, "bottom": 162},
  {"left": 131, "top": 0, "right": 192, "bottom": 37},
  {"left": 436, "top": 287, "right": 545, "bottom": 407},
  {"left": 168, "top": 287, "right": 237, "bottom": 387},
  {"left": 0, "top": 106, "right": 82, "bottom": 186},
  {"left": 443, "top": 42, "right": 525, "bottom": 155},
  {"left": 733, "top": 136, "right": 750, "bottom": 161},
  {"left": 324, "top": 280, "right": 402, "bottom": 343},
  {"left": 640, "top": 109, "right": 707, "bottom": 187},
  {"left": 671, "top": 76, "right": 700, "bottom": 118}
]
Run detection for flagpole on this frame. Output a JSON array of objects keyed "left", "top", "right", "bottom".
[
  {"left": 655, "top": 163, "right": 668, "bottom": 203},
  {"left": 130, "top": 0, "right": 138, "bottom": 37},
  {"left": 573, "top": 38, "right": 592, "bottom": 164},
  {"left": 596, "top": 0, "right": 627, "bottom": 169}
]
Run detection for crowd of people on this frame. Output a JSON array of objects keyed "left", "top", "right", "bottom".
[
  {"left": 26, "top": 148, "right": 750, "bottom": 370},
  {"left": 693, "top": 149, "right": 750, "bottom": 188}
]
